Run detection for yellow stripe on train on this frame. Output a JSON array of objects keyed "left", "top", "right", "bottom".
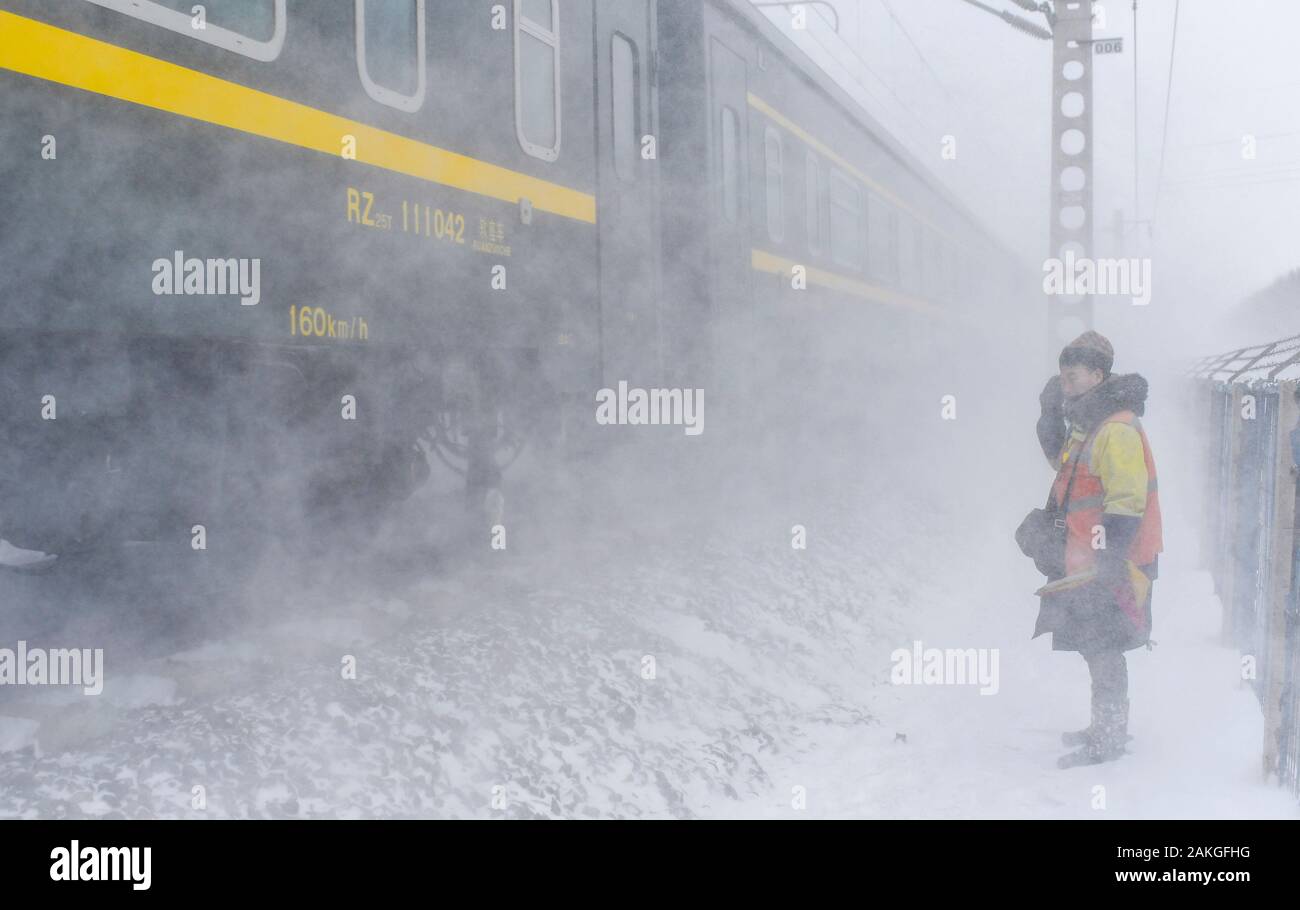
[
  {"left": 750, "top": 248, "right": 942, "bottom": 316},
  {"left": 0, "top": 10, "right": 597, "bottom": 224}
]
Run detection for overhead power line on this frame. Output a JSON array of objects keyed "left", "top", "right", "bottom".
[
  {"left": 750, "top": 1, "right": 1006, "bottom": 173},
  {"left": 1151, "top": 0, "right": 1181, "bottom": 232},
  {"left": 879, "top": 0, "right": 953, "bottom": 100}
]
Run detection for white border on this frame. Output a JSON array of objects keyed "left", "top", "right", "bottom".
[
  {"left": 355, "top": 0, "right": 426, "bottom": 113},
  {"left": 513, "top": 0, "right": 561, "bottom": 162},
  {"left": 84, "top": 0, "right": 286, "bottom": 62}
]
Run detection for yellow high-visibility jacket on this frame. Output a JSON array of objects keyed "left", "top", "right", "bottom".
[{"left": 1047, "top": 422, "right": 1149, "bottom": 519}]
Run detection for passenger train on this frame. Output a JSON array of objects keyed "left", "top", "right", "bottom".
[{"left": 0, "top": 0, "right": 1025, "bottom": 560}]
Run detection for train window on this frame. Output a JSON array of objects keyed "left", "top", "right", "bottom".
[
  {"left": 84, "top": 0, "right": 285, "bottom": 61},
  {"left": 828, "top": 169, "right": 862, "bottom": 270},
  {"left": 515, "top": 0, "right": 562, "bottom": 162},
  {"left": 806, "top": 154, "right": 824, "bottom": 254},
  {"left": 764, "top": 128, "right": 784, "bottom": 243},
  {"left": 356, "top": 0, "right": 426, "bottom": 113},
  {"left": 612, "top": 33, "right": 639, "bottom": 182},
  {"left": 720, "top": 106, "right": 740, "bottom": 223}
]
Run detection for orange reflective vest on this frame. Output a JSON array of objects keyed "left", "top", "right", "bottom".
[{"left": 1051, "top": 410, "right": 1163, "bottom": 576}]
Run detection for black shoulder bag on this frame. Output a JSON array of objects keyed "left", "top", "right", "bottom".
[{"left": 1016, "top": 438, "right": 1088, "bottom": 579}]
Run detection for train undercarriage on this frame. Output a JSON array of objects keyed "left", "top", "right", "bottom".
[{"left": 0, "top": 332, "right": 560, "bottom": 572}]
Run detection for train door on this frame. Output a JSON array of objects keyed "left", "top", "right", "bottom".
[
  {"left": 595, "top": 0, "right": 661, "bottom": 388},
  {"left": 707, "top": 35, "right": 751, "bottom": 398},
  {"left": 709, "top": 37, "right": 750, "bottom": 317}
]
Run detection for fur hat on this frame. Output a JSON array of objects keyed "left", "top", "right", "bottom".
[{"left": 1059, "top": 330, "right": 1114, "bottom": 377}]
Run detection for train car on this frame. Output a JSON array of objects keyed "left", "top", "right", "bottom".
[
  {"left": 655, "top": 0, "right": 1026, "bottom": 432},
  {"left": 0, "top": 0, "right": 1024, "bottom": 566},
  {"left": 0, "top": 0, "right": 644, "bottom": 558}
]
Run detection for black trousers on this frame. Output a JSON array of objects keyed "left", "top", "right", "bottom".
[{"left": 1082, "top": 649, "right": 1128, "bottom": 703}]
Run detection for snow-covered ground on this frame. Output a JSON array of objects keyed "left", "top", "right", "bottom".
[{"left": 0, "top": 392, "right": 1296, "bottom": 819}]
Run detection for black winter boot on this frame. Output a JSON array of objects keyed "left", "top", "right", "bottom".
[
  {"left": 1058, "top": 698, "right": 1128, "bottom": 769},
  {"left": 1062, "top": 713, "right": 1134, "bottom": 747},
  {"left": 1061, "top": 727, "right": 1092, "bottom": 747}
]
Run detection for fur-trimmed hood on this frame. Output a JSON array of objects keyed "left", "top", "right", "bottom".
[{"left": 1064, "top": 372, "right": 1148, "bottom": 433}]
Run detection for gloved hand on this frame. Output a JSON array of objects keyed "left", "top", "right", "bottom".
[
  {"left": 1036, "top": 375, "right": 1067, "bottom": 461},
  {"left": 1094, "top": 513, "right": 1140, "bottom": 591},
  {"left": 1039, "top": 375, "right": 1064, "bottom": 413}
]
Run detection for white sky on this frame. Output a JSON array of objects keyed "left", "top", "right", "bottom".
[{"left": 752, "top": 0, "right": 1300, "bottom": 357}]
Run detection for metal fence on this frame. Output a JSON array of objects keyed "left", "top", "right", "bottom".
[{"left": 1194, "top": 348, "right": 1300, "bottom": 797}]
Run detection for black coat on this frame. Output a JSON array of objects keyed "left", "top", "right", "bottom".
[{"left": 1034, "top": 575, "right": 1153, "bottom": 653}]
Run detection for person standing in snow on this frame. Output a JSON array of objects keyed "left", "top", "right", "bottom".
[{"left": 1034, "top": 331, "right": 1163, "bottom": 769}]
